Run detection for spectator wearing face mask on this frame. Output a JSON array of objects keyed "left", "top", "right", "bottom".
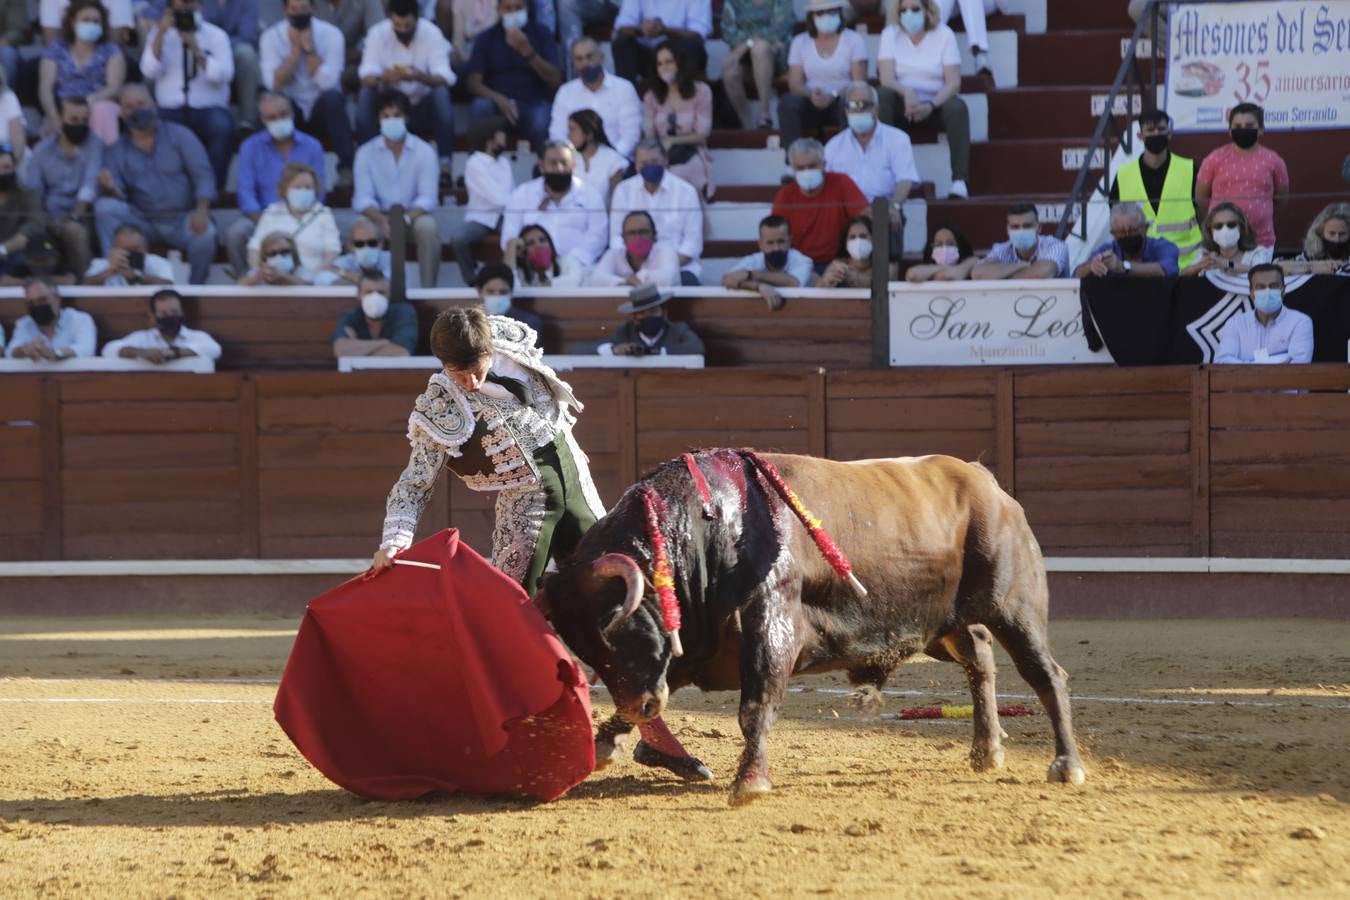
[
  {"left": 1179, "top": 203, "right": 1271, "bottom": 277},
  {"left": 225, "top": 93, "right": 329, "bottom": 278},
  {"left": 38, "top": 1, "right": 126, "bottom": 146},
  {"left": 818, "top": 216, "right": 875, "bottom": 288},
  {"left": 609, "top": 140, "right": 704, "bottom": 285},
  {"left": 5, "top": 278, "right": 95, "bottom": 361},
  {"left": 779, "top": 0, "right": 866, "bottom": 155},
  {"left": 599, "top": 284, "right": 704, "bottom": 356},
  {"left": 95, "top": 84, "right": 217, "bottom": 285},
  {"left": 512, "top": 223, "right": 587, "bottom": 287},
  {"left": 476, "top": 262, "right": 542, "bottom": 333},
  {"left": 611, "top": 0, "right": 712, "bottom": 84},
  {"left": 318, "top": 218, "right": 393, "bottom": 286},
  {"left": 21, "top": 96, "right": 99, "bottom": 280},
  {"left": 593, "top": 211, "right": 681, "bottom": 287},
  {"left": 501, "top": 141, "right": 608, "bottom": 270},
  {"left": 332, "top": 274, "right": 418, "bottom": 357},
  {"left": 641, "top": 41, "right": 714, "bottom": 200},
  {"left": 905, "top": 224, "right": 979, "bottom": 282},
  {"left": 1110, "top": 110, "right": 1201, "bottom": 270},
  {"left": 239, "top": 231, "right": 315, "bottom": 286},
  {"left": 773, "top": 137, "right": 868, "bottom": 271},
  {"left": 971, "top": 204, "right": 1070, "bottom": 280},
  {"left": 1074, "top": 202, "right": 1179, "bottom": 279},
  {"left": 140, "top": 0, "right": 238, "bottom": 190},
  {"left": 261, "top": 0, "right": 356, "bottom": 185},
  {"left": 1214, "top": 263, "right": 1312, "bottom": 365},
  {"left": 244, "top": 162, "right": 340, "bottom": 276},
  {"left": 1196, "top": 103, "right": 1289, "bottom": 249},
  {"left": 878, "top": 0, "right": 971, "bottom": 199},
  {"left": 353, "top": 89, "right": 444, "bottom": 289},
  {"left": 551, "top": 38, "right": 643, "bottom": 159},
  {"left": 85, "top": 223, "right": 176, "bottom": 286},
  {"left": 450, "top": 126, "right": 515, "bottom": 287},
  {"left": 1282, "top": 203, "right": 1350, "bottom": 277},
  {"left": 722, "top": 214, "right": 814, "bottom": 310},
  {"left": 463, "top": 0, "right": 561, "bottom": 154},
  {"left": 101, "top": 288, "right": 221, "bottom": 363},
  {"left": 824, "top": 82, "right": 918, "bottom": 257},
  {"left": 567, "top": 109, "right": 629, "bottom": 203},
  {"left": 356, "top": 0, "right": 457, "bottom": 178}
]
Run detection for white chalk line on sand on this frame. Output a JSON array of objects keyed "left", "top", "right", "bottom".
[{"left": 2, "top": 681, "right": 1348, "bottom": 711}]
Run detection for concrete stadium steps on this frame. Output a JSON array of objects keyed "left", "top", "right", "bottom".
[
  {"left": 987, "top": 86, "right": 1156, "bottom": 140},
  {"left": 967, "top": 137, "right": 1111, "bottom": 196},
  {"left": 1043, "top": 0, "right": 1135, "bottom": 32},
  {"left": 1018, "top": 30, "right": 1156, "bottom": 87}
]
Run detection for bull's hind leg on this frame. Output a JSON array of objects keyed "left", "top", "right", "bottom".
[
  {"left": 940, "top": 624, "right": 1005, "bottom": 772},
  {"left": 989, "top": 618, "right": 1087, "bottom": 785}
]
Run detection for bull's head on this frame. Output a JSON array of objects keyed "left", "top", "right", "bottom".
[{"left": 535, "top": 552, "right": 682, "bottom": 724}]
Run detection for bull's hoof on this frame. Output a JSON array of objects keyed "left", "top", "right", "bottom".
[
  {"left": 633, "top": 741, "right": 714, "bottom": 781},
  {"left": 845, "top": 685, "right": 885, "bottom": 712},
  {"left": 594, "top": 739, "right": 618, "bottom": 771},
  {"left": 970, "top": 745, "right": 1005, "bottom": 773},
  {"left": 1046, "top": 756, "right": 1087, "bottom": 785},
  {"left": 728, "top": 773, "right": 773, "bottom": 807}
]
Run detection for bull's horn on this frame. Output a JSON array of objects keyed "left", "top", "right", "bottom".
[
  {"left": 593, "top": 553, "right": 645, "bottom": 635},
  {"left": 669, "top": 629, "right": 684, "bottom": 658}
]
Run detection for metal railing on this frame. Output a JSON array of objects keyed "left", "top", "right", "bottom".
[{"left": 1054, "top": 0, "right": 1174, "bottom": 243}]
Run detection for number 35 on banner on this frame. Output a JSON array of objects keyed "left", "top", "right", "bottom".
[{"left": 1233, "top": 60, "right": 1271, "bottom": 104}]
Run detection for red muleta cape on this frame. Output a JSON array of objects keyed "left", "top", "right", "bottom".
[{"left": 274, "top": 529, "right": 595, "bottom": 802}]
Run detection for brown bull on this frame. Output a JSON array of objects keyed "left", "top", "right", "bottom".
[{"left": 537, "top": 449, "right": 1087, "bottom": 806}]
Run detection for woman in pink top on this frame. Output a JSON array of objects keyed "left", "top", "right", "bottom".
[
  {"left": 1196, "top": 103, "right": 1290, "bottom": 248},
  {"left": 642, "top": 42, "right": 714, "bottom": 200}
]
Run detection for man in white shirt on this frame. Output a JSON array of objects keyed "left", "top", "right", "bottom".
[
  {"left": 84, "top": 224, "right": 177, "bottom": 287},
  {"left": 548, "top": 38, "right": 642, "bottom": 159},
  {"left": 611, "top": 0, "right": 712, "bottom": 82},
  {"left": 609, "top": 140, "right": 704, "bottom": 285},
  {"left": 261, "top": 0, "right": 355, "bottom": 178},
  {"left": 141, "top": 0, "right": 237, "bottom": 190},
  {"left": 500, "top": 141, "right": 609, "bottom": 268},
  {"left": 824, "top": 82, "right": 918, "bottom": 255},
  {"left": 356, "top": 0, "right": 457, "bottom": 176},
  {"left": 451, "top": 126, "right": 514, "bottom": 286},
  {"left": 102, "top": 289, "right": 222, "bottom": 364},
  {"left": 353, "top": 89, "right": 443, "bottom": 288},
  {"left": 5, "top": 278, "right": 97, "bottom": 361},
  {"left": 1215, "top": 264, "right": 1315, "bottom": 365},
  {"left": 721, "top": 214, "right": 814, "bottom": 310}
]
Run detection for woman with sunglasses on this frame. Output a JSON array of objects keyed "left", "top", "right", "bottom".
[{"left": 641, "top": 41, "right": 713, "bottom": 200}]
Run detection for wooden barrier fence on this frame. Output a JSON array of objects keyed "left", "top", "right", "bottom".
[
  {"left": 0, "top": 288, "right": 873, "bottom": 371},
  {"left": 5, "top": 365, "right": 1350, "bottom": 562}
]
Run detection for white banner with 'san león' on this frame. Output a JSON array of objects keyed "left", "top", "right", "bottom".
[{"left": 888, "top": 280, "right": 1112, "bottom": 366}]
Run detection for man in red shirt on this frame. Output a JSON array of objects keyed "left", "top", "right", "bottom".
[
  {"left": 1196, "top": 103, "right": 1290, "bottom": 248},
  {"left": 772, "top": 137, "right": 869, "bottom": 270}
]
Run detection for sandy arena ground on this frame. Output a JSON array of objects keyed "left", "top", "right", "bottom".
[{"left": 1, "top": 616, "right": 1347, "bottom": 899}]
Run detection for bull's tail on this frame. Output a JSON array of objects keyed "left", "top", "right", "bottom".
[{"left": 740, "top": 451, "right": 868, "bottom": 599}]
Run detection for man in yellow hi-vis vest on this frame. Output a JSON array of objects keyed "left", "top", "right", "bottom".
[{"left": 1109, "top": 111, "right": 1202, "bottom": 269}]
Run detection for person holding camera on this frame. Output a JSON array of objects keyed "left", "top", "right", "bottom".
[
  {"left": 598, "top": 284, "right": 704, "bottom": 357},
  {"left": 140, "top": 0, "right": 236, "bottom": 190},
  {"left": 83, "top": 223, "right": 176, "bottom": 286}
]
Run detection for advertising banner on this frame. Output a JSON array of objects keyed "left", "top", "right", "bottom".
[
  {"left": 1166, "top": 0, "right": 1350, "bottom": 131},
  {"left": 888, "top": 280, "right": 1112, "bottom": 365}
]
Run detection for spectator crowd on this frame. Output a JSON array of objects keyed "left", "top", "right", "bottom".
[{"left": 0, "top": 0, "right": 1345, "bottom": 368}]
